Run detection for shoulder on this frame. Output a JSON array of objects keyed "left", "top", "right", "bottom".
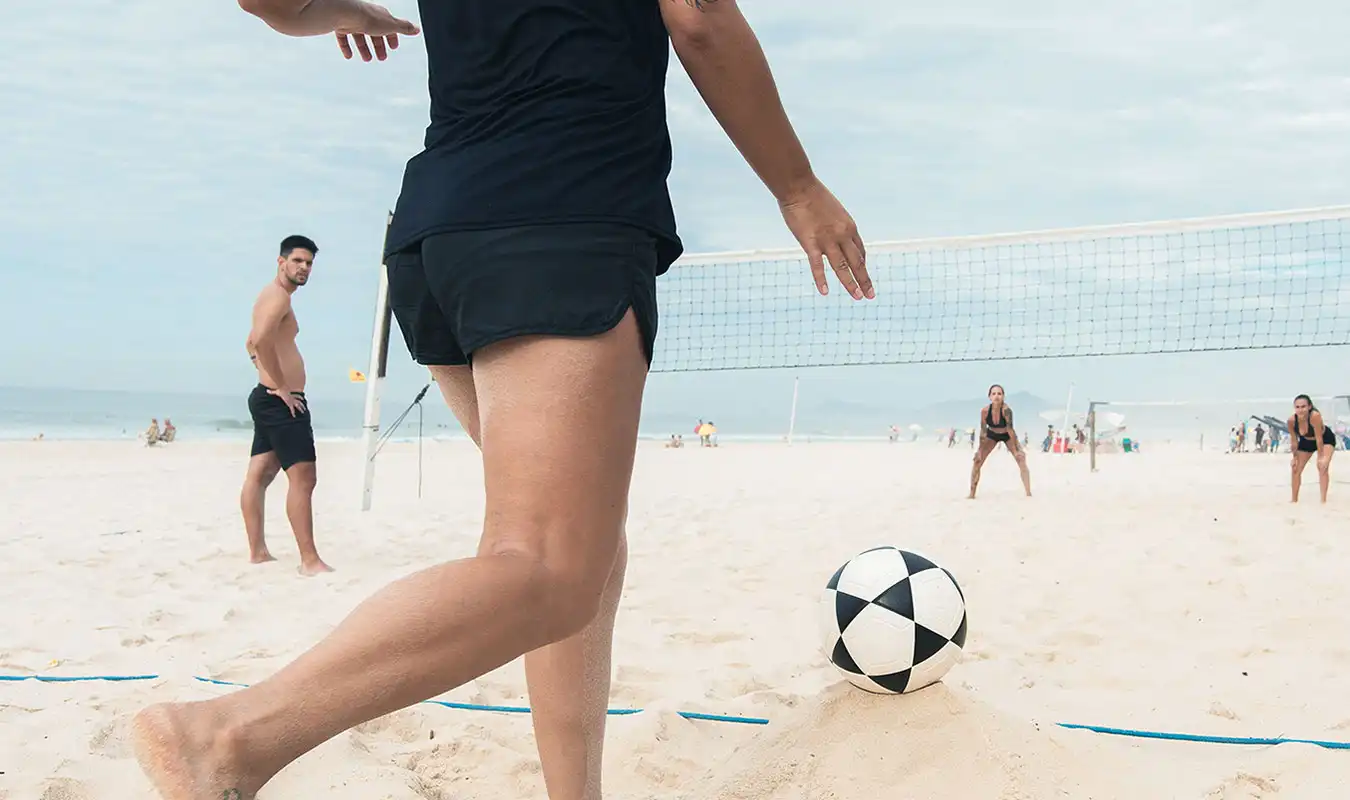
[
  {"left": 1312, "top": 409, "right": 1325, "bottom": 423},
  {"left": 255, "top": 283, "right": 290, "bottom": 310}
]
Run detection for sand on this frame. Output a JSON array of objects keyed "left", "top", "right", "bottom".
[{"left": 1, "top": 437, "right": 1347, "bottom": 799}]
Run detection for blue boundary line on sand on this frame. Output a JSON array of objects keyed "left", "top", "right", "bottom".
[
  {"left": 6, "top": 673, "right": 1350, "bottom": 745},
  {"left": 192, "top": 676, "right": 769, "bottom": 725}
]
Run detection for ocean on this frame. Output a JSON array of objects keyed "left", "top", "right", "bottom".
[{"left": 2, "top": 383, "right": 1343, "bottom": 448}]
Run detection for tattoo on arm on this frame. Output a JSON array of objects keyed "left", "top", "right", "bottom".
[
  {"left": 684, "top": 0, "right": 720, "bottom": 8},
  {"left": 222, "top": 791, "right": 242, "bottom": 800}
]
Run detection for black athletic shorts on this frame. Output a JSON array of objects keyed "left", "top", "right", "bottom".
[
  {"left": 386, "top": 222, "right": 660, "bottom": 367},
  {"left": 248, "top": 384, "right": 317, "bottom": 470}
]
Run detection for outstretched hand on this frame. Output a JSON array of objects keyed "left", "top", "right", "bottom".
[
  {"left": 779, "top": 180, "right": 873, "bottom": 300},
  {"left": 335, "top": 2, "right": 421, "bottom": 62}
]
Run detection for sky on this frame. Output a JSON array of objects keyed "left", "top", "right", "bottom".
[{"left": 3, "top": 0, "right": 1349, "bottom": 435}]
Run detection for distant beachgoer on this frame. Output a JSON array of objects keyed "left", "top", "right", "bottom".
[
  {"left": 143, "top": 418, "right": 161, "bottom": 447},
  {"left": 161, "top": 419, "right": 177, "bottom": 443},
  {"left": 969, "top": 384, "right": 1032, "bottom": 499},
  {"left": 242, "top": 234, "right": 333, "bottom": 575},
  {"left": 1287, "top": 394, "right": 1335, "bottom": 503}
]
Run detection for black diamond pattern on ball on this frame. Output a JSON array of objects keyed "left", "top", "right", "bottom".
[
  {"left": 834, "top": 591, "right": 868, "bottom": 631},
  {"left": 870, "top": 669, "right": 912, "bottom": 693},
  {"left": 825, "top": 563, "right": 846, "bottom": 591},
  {"left": 900, "top": 549, "right": 939, "bottom": 576},
  {"left": 830, "top": 637, "right": 863, "bottom": 674},
  {"left": 911, "top": 623, "right": 950, "bottom": 665},
  {"left": 871, "top": 578, "right": 914, "bottom": 619},
  {"left": 952, "top": 610, "right": 968, "bottom": 648}
]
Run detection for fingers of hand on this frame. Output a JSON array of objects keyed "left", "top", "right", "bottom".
[
  {"left": 825, "top": 242, "right": 862, "bottom": 300},
  {"left": 842, "top": 235, "right": 873, "bottom": 299},
  {"left": 353, "top": 34, "right": 374, "bottom": 61},
  {"left": 336, "top": 33, "right": 354, "bottom": 59},
  {"left": 807, "top": 248, "right": 828, "bottom": 296}
]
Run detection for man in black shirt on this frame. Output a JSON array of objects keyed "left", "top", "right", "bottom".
[{"left": 134, "top": 1, "right": 873, "bottom": 797}]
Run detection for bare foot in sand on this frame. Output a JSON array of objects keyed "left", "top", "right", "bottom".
[
  {"left": 132, "top": 703, "right": 266, "bottom": 800},
  {"left": 249, "top": 551, "right": 277, "bottom": 565},
  {"left": 298, "top": 558, "right": 334, "bottom": 577}
]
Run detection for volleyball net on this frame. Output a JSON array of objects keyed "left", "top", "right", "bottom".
[
  {"left": 651, "top": 205, "right": 1350, "bottom": 372},
  {"left": 358, "top": 204, "right": 1350, "bottom": 508}
]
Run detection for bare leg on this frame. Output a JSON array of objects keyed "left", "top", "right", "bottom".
[
  {"left": 132, "top": 310, "right": 650, "bottom": 800},
  {"left": 428, "top": 364, "right": 628, "bottom": 800},
  {"left": 1317, "top": 446, "right": 1334, "bottom": 504},
  {"left": 1291, "top": 451, "right": 1312, "bottom": 502},
  {"left": 1009, "top": 440, "right": 1032, "bottom": 497},
  {"left": 523, "top": 533, "right": 626, "bottom": 800},
  {"left": 240, "top": 454, "right": 280, "bottom": 564},
  {"left": 968, "top": 439, "right": 995, "bottom": 499},
  {"left": 281, "top": 461, "right": 332, "bottom": 576}
]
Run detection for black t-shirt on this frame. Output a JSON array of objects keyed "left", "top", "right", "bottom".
[{"left": 384, "top": 0, "right": 684, "bottom": 274}]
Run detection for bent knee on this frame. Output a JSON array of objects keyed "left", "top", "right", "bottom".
[
  {"left": 285, "top": 462, "right": 318, "bottom": 487},
  {"left": 484, "top": 539, "right": 618, "bottom": 640}
]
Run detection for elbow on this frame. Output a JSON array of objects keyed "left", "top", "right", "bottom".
[{"left": 669, "top": 22, "right": 715, "bottom": 53}]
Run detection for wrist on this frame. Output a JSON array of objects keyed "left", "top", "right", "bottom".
[{"left": 774, "top": 171, "right": 820, "bottom": 207}]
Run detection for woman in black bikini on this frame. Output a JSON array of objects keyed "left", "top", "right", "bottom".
[
  {"left": 1287, "top": 393, "right": 1336, "bottom": 503},
  {"left": 969, "top": 384, "right": 1032, "bottom": 499}
]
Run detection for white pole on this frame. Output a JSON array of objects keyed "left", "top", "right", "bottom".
[
  {"left": 360, "top": 212, "right": 395, "bottom": 511},
  {"left": 787, "top": 376, "right": 800, "bottom": 445},
  {"left": 1061, "top": 381, "right": 1075, "bottom": 453}
]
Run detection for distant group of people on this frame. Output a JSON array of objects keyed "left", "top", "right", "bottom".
[{"left": 142, "top": 417, "right": 176, "bottom": 446}]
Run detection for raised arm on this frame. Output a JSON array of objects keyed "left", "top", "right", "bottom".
[
  {"left": 237, "top": 0, "right": 419, "bottom": 55},
  {"left": 659, "top": 0, "right": 871, "bottom": 299}
]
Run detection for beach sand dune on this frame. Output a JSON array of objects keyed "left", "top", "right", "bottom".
[{"left": 1, "top": 438, "right": 1346, "bottom": 798}]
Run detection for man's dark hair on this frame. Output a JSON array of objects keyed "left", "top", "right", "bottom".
[{"left": 280, "top": 235, "right": 319, "bottom": 258}]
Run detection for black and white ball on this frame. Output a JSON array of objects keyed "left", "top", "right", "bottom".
[{"left": 819, "top": 546, "right": 968, "bottom": 694}]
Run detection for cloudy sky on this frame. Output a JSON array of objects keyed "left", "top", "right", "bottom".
[{"left": 2, "top": 1, "right": 1348, "bottom": 430}]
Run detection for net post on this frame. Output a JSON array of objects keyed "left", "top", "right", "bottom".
[
  {"left": 359, "top": 211, "right": 395, "bottom": 512},
  {"left": 787, "top": 376, "right": 800, "bottom": 445},
  {"left": 1087, "top": 401, "right": 1099, "bottom": 472}
]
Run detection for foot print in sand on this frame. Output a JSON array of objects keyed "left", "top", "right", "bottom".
[
  {"left": 667, "top": 630, "right": 746, "bottom": 646},
  {"left": 1205, "top": 771, "right": 1278, "bottom": 799},
  {"left": 1207, "top": 702, "right": 1239, "bottom": 720}
]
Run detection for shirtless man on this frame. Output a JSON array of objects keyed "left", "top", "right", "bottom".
[{"left": 242, "top": 234, "right": 333, "bottom": 576}]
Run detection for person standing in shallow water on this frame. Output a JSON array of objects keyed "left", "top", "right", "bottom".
[
  {"left": 969, "top": 384, "right": 1032, "bottom": 499},
  {"left": 131, "top": 0, "right": 872, "bottom": 798}
]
